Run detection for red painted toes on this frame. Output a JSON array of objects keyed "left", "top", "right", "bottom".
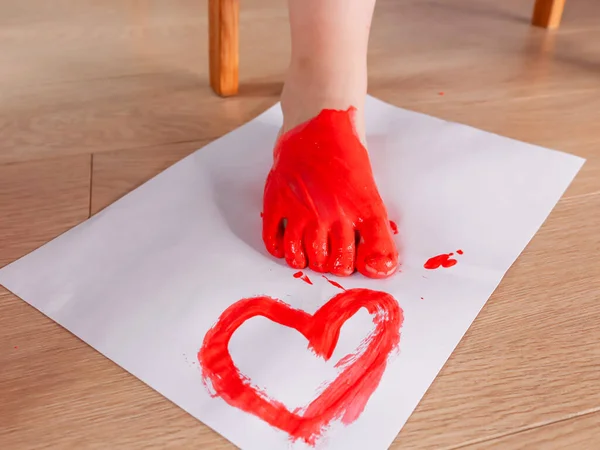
[
  {"left": 355, "top": 218, "right": 398, "bottom": 279},
  {"left": 261, "top": 107, "right": 400, "bottom": 279}
]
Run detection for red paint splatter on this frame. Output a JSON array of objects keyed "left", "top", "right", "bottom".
[
  {"left": 456, "top": 249, "right": 463, "bottom": 255},
  {"left": 420, "top": 297, "right": 424, "bottom": 300},
  {"left": 424, "top": 253, "right": 457, "bottom": 269},
  {"left": 293, "top": 271, "right": 313, "bottom": 285},
  {"left": 389, "top": 220, "right": 399, "bottom": 235},
  {"left": 322, "top": 275, "right": 345, "bottom": 291},
  {"left": 14, "top": 346, "right": 18, "bottom": 349},
  {"left": 262, "top": 108, "right": 398, "bottom": 279},
  {"left": 198, "top": 289, "right": 403, "bottom": 446},
  {"left": 439, "top": 92, "right": 445, "bottom": 96}
]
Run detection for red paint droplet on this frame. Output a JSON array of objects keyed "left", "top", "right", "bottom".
[
  {"left": 14, "top": 346, "right": 18, "bottom": 349},
  {"left": 456, "top": 249, "right": 463, "bottom": 255},
  {"left": 439, "top": 92, "right": 445, "bottom": 96},
  {"left": 389, "top": 220, "right": 399, "bottom": 235},
  {"left": 424, "top": 253, "right": 458, "bottom": 270},
  {"left": 420, "top": 297, "right": 424, "bottom": 300},
  {"left": 293, "top": 271, "right": 303, "bottom": 279},
  {"left": 260, "top": 212, "right": 264, "bottom": 218},
  {"left": 301, "top": 274, "right": 313, "bottom": 285},
  {"left": 322, "top": 275, "right": 345, "bottom": 291}
]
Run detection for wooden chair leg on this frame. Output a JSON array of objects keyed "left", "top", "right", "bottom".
[
  {"left": 209, "top": 0, "right": 239, "bottom": 97},
  {"left": 532, "top": 0, "right": 566, "bottom": 29}
]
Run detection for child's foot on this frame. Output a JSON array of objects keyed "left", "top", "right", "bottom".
[{"left": 262, "top": 86, "right": 398, "bottom": 278}]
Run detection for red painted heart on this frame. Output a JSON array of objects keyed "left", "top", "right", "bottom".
[{"left": 198, "top": 288, "right": 403, "bottom": 445}]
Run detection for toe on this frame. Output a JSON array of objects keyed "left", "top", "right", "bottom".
[
  {"left": 262, "top": 175, "right": 285, "bottom": 258},
  {"left": 304, "top": 223, "right": 329, "bottom": 272},
  {"left": 356, "top": 218, "right": 399, "bottom": 279},
  {"left": 262, "top": 210, "right": 285, "bottom": 259},
  {"left": 284, "top": 220, "right": 307, "bottom": 269},
  {"left": 328, "top": 221, "right": 355, "bottom": 276}
]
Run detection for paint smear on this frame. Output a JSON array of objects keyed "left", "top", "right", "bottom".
[
  {"left": 389, "top": 220, "right": 399, "bottom": 235},
  {"left": 424, "top": 253, "right": 458, "bottom": 269},
  {"left": 301, "top": 274, "right": 313, "bottom": 285},
  {"left": 322, "top": 275, "right": 345, "bottom": 291},
  {"left": 293, "top": 271, "right": 313, "bottom": 285},
  {"left": 198, "top": 289, "right": 403, "bottom": 446}
]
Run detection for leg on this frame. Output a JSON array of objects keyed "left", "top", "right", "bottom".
[
  {"left": 262, "top": 0, "right": 400, "bottom": 279},
  {"left": 209, "top": 0, "right": 239, "bottom": 96},
  {"left": 532, "top": 0, "right": 566, "bottom": 29},
  {"left": 281, "top": 0, "right": 375, "bottom": 139}
]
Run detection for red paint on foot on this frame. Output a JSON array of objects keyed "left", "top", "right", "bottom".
[
  {"left": 293, "top": 271, "right": 303, "bottom": 279},
  {"left": 262, "top": 108, "right": 399, "bottom": 279},
  {"left": 14, "top": 346, "right": 18, "bottom": 349},
  {"left": 389, "top": 220, "right": 399, "bottom": 235},
  {"left": 198, "top": 289, "right": 403, "bottom": 446},
  {"left": 439, "top": 92, "right": 445, "bottom": 96},
  {"left": 322, "top": 275, "right": 345, "bottom": 291},
  {"left": 456, "top": 249, "right": 463, "bottom": 255},
  {"left": 424, "top": 253, "right": 458, "bottom": 269}
]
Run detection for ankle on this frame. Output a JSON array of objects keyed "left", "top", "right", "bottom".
[{"left": 280, "top": 58, "right": 367, "bottom": 139}]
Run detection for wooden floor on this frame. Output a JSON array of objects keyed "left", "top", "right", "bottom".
[{"left": 1, "top": 0, "right": 599, "bottom": 448}]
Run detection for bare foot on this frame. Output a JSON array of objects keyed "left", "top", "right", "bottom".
[{"left": 262, "top": 98, "right": 398, "bottom": 278}]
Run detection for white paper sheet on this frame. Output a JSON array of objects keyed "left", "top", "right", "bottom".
[{"left": 0, "top": 96, "right": 584, "bottom": 449}]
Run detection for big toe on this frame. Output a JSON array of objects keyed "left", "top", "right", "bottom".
[{"left": 356, "top": 218, "right": 399, "bottom": 279}]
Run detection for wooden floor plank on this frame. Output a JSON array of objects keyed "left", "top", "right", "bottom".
[
  {"left": 0, "top": 155, "right": 91, "bottom": 268},
  {"left": 393, "top": 193, "right": 600, "bottom": 448},
  {"left": 462, "top": 410, "right": 600, "bottom": 449}
]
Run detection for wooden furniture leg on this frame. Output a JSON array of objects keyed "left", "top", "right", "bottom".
[
  {"left": 209, "top": 0, "right": 239, "bottom": 96},
  {"left": 532, "top": 0, "right": 566, "bottom": 29}
]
